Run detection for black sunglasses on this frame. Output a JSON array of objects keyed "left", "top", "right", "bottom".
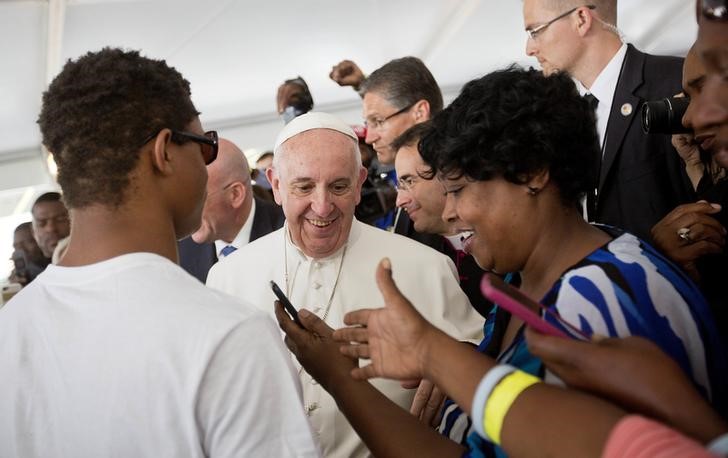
[
  {"left": 142, "top": 129, "right": 219, "bottom": 165},
  {"left": 703, "top": 0, "right": 727, "bottom": 20}
]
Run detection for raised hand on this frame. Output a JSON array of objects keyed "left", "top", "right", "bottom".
[
  {"left": 329, "top": 60, "right": 366, "bottom": 89},
  {"left": 333, "top": 258, "right": 438, "bottom": 381}
]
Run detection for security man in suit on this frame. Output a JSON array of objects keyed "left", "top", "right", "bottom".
[
  {"left": 522, "top": 0, "right": 693, "bottom": 241},
  {"left": 178, "top": 138, "right": 284, "bottom": 282}
]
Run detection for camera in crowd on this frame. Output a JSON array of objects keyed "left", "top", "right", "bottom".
[{"left": 641, "top": 96, "right": 691, "bottom": 134}]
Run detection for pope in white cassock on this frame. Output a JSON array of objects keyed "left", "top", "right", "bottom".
[{"left": 206, "top": 112, "right": 483, "bottom": 458}]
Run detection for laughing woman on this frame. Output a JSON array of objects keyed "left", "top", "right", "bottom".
[{"left": 416, "top": 67, "right": 727, "bottom": 454}]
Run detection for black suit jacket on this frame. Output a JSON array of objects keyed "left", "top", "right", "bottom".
[
  {"left": 593, "top": 44, "right": 693, "bottom": 241},
  {"left": 178, "top": 197, "right": 285, "bottom": 283}
]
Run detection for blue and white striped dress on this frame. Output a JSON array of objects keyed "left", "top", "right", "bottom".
[{"left": 439, "top": 227, "right": 728, "bottom": 458}]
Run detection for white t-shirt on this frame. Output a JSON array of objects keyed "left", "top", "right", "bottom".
[{"left": 0, "top": 252, "right": 319, "bottom": 458}]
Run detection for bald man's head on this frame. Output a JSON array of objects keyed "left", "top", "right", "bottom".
[{"left": 190, "top": 138, "right": 255, "bottom": 244}]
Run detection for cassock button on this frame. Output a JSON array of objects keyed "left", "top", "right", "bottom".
[
  {"left": 312, "top": 281, "right": 322, "bottom": 290},
  {"left": 306, "top": 402, "right": 319, "bottom": 415}
]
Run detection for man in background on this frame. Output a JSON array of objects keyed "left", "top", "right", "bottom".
[
  {"left": 9, "top": 222, "right": 47, "bottom": 286},
  {"left": 31, "top": 191, "right": 70, "bottom": 262},
  {"left": 330, "top": 56, "right": 442, "bottom": 242},
  {"left": 522, "top": 0, "right": 693, "bottom": 240},
  {"left": 178, "top": 138, "right": 284, "bottom": 283},
  {"left": 391, "top": 123, "right": 491, "bottom": 319}
]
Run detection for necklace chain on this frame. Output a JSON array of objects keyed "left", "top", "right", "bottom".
[{"left": 283, "top": 228, "right": 347, "bottom": 323}]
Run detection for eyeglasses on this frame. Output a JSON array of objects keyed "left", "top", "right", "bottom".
[
  {"left": 141, "top": 129, "right": 219, "bottom": 165},
  {"left": 395, "top": 175, "right": 419, "bottom": 191},
  {"left": 703, "top": 0, "right": 727, "bottom": 20},
  {"left": 526, "top": 4, "right": 595, "bottom": 40},
  {"left": 364, "top": 103, "right": 414, "bottom": 130}
]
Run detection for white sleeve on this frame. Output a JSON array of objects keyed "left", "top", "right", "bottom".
[{"left": 195, "top": 313, "right": 320, "bottom": 458}]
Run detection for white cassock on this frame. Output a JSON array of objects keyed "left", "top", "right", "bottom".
[{"left": 207, "top": 219, "right": 484, "bottom": 458}]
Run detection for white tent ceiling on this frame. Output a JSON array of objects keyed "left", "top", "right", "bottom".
[{"left": 0, "top": 0, "right": 697, "bottom": 212}]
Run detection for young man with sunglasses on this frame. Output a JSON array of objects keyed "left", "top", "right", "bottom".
[
  {"left": 522, "top": 0, "right": 694, "bottom": 242},
  {"left": 0, "top": 48, "right": 318, "bottom": 457}
]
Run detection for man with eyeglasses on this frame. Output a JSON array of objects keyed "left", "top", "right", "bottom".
[
  {"left": 178, "top": 138, "right": 285, "bottom": 283},
  {"left": 0, "top": 48, "right": 318, "bottom": 457},
  {"left": 331, "top": 56, "right": 445, "bottom": 245},
  {"left": 523, "top": 0, "right": 694, "bottom": 242}
]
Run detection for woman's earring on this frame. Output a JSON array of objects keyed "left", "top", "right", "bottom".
[{"left": 527, "top": 186, "right": 539, "bottom": 196}]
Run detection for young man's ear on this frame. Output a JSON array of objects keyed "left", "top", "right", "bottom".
[{"left": 150, "top": 129, "right": 174, "bottom": 175}]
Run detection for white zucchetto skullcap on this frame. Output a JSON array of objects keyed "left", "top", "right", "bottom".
[{"left": 273, "top": 112, "right": 358, "bottom": 154}]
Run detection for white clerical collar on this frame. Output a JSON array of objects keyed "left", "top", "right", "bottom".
[{"left": 214, "top": 198, "right": 256, "bottom": 257}]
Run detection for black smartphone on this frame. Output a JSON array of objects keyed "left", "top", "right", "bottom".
[{"left": 270, "top": 280, "right": 302, "bottom": 326}]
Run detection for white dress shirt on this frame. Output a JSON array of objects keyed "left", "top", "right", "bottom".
[
  {"left": 214, "top": 198, "right": 256, "bottom": 257},
  {"left": 577, "top": 42, "right": 628, "bottom": 152}
]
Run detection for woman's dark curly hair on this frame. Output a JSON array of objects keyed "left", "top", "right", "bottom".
[
  {"left": 419, "top": 66, "right": 599, "bottom": 206},
  {"left": 38, "top": 48, "right": 199, "bottom": 208}
]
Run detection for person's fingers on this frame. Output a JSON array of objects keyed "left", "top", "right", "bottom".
[
  {"left": 341, "top": 309, "right": 374, "bottom": 328},
  {"left": 410, "top": 379, "right": 434, "bottom": 416},
  {"left": 333, "top": 326, "right": 369, "bottom": 344},
  {"left": 375, "top": 257, "right": 408, "bottom": 306},
  {"left": 274, "top": 300, "right": 293, "bottom": 331},
  {"left": 660, "top": 201, "right": 722, "bottom": 226},
  {"left": 400, "top": 379, "right": 421, "bottom": 389},
  {"left": 298, "top": 309, "right": 334, "bottom": 337},
  {"left": 421, "top": 385, "right": 446, "bottom": 428},
  {"left": 525, "top": 328, "right": 590, "bottom": 369},
  {"left": 681, "top": 239, "right": 725, "bottom": 259},
  {"left": 283, "top": 335, "right": 298, "bottom": 356},
  {"left": 275, "top": 301, "right": 308, "bottom": 341},
  {"left": 351, "top": 364, "right": 378, "bottom": 381},
  {"left": 339, "top": 343, "right": 371, "bottom": 359},
  {"left": 683, "top": 221, "right": 727, "bottom": 246}
]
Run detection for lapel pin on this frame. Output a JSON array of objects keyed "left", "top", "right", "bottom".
[{"left": 621, "top": 103, "right": 633, "bottom": 116}]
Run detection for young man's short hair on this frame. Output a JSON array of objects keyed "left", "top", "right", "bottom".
[{"left": 38, "top": 48, "right": 200, "bottom": 209}]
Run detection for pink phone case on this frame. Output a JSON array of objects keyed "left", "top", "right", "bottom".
[{"left": 480, "top": 274, "right": 569, "bottom": 338}]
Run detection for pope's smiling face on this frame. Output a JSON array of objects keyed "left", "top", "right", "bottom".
[{"left": 268, "top": 129, "right": 367, "bottom": 258}]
